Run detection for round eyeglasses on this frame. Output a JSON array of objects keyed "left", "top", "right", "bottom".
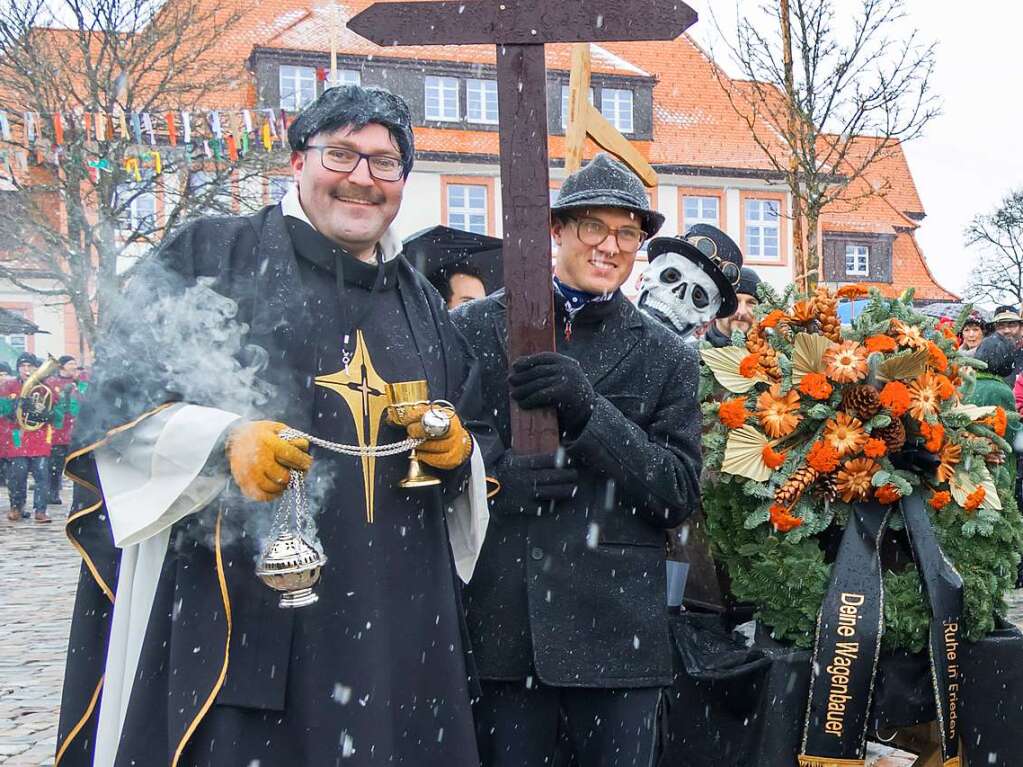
[
  {"left": 305, "top": 145, "right": 405, "bottom": 182},
  {"left": 569, "top": 217, "right": 647, "bottom": 254},
  {"left": 686, "top": 234, "right": 740, "bottom": 286}
]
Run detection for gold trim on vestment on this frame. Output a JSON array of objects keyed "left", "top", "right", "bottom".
[
  {"left": 172, "top": 511, "right": 232, "bottom": 767},
  {"left": 56, "top": 402, "right": 185, "bottom": 763},
  {"left": 53, "top": 676, "right": 103, "bottom": 766},
  {"left": 485, "top": 476, "right": 501, "bottom": 499},
  {"left": 797, "top": 757, "right": 866, "bottom": 767}
]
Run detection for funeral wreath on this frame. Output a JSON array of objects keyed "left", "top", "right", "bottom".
[{"left": 699, "top": 285, "right": 1023, "bottom": 652}]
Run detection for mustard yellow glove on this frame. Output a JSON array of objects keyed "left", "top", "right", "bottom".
[
  {"left": 406, "top": 406, "right": 473, "bottom": 471},
  {"left": 226, "top": 420, "right": 312, "bottom": 502}
]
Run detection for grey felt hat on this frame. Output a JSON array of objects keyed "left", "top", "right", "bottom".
[{"left": 551, "top": 154, "right": 665, "bottom": 236}]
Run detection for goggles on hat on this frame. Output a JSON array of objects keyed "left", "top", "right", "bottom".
[{"left": 686, "top": 234, "right": 740, "bottom": 286}]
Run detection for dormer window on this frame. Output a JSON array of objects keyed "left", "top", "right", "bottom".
[
  {"left": 845, "top": 244, "right": 870, "bottom": 276},
  {"left": 467, "top": 79, "right": 499, "bottom": 124},
  {"left": 425, "top": 76, "right": 460, "bottom": 121},
  {"left": 279, "top": 65, "right": 317, "bottom": 111},
  {"left": 600, "top": 88, "right": 633, "bottom": 133}
]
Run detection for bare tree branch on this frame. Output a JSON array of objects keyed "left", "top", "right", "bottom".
[
  {"left": 964, "top": 190, "right": 1023, "bottom": 307},
  {"left": 0, "top": 0, "right": 291, "bottom": 349},
  {"left": 715, "top": 0, "right": 940, "bottom": 289}
]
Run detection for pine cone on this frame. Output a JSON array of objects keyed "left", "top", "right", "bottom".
[
  {"left": 812, "top": 287, "right": 842, "bottom": 343},
  {"left": 746, "top": 325, "right": 782, "bottom": 382},
  {"left": 841, "top": 384, "right": 882, "bottom": 421},
  {"left": 774, "top": 465, "right": 820, "bottom": 508},
  {"left": 817, "top": 472, "right": 839, "bottom": 503},
  {"left": 874, "top": 419, "right": 906, "bottom": 452}
]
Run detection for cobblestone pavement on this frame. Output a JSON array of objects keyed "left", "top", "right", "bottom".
[{"left": 0, "top": 498, "right": 1021, "bottom": 766}]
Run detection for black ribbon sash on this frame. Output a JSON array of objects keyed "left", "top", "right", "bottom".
[
  {"left": 900, "top": 493, "right": 963, "bottom": 766},
  {"left": 799, "top": 502, "right": 889, "bottom": 766},
  {"left": 798, "top": 493, "right": 963, "bottom": 767}
]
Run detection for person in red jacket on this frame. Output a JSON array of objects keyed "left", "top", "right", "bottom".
[
  {"left": 45, "top": 355, "right": 85, "bottom": 506},
  {"left": 3, "top": 353, "right": 53, "bottom": 523}
]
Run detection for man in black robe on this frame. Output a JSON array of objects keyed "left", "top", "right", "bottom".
[
  {"left": 452, "top": 154, "right": 703, "bottom": 766},
  {"left": 56, "top": 85, "right": 492, "bottom": 767}
]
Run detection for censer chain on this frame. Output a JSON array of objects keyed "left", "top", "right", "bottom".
[{"left": 278, "top": 428, "right": 423, "bottom": 458}]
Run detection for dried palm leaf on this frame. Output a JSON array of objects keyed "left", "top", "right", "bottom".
[
  {"left": 722, "top": 425, "right": 774, "bottom": 482},
  {"left": 877, "top": 348, "right": 929, "bottom": 382},
  {"left": 701, "top": 346, "right": 759, "bottom": 393},
  {"left": 790, "top": 333, "right": 832, "bottom": 385}
]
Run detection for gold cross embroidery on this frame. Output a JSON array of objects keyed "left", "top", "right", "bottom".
[{"left": 314, "top": 330, "right": 390, "bottom": 522}]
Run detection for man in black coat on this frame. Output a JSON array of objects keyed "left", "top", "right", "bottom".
[
  {"left": 452, "top": 154, "right": 702, "bottom": 767},
  {"left": 704, "top": 263, "right": 761, "bottom": 348}
]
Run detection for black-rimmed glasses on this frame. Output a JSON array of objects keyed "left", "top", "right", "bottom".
[
  {"left": 568, "top": 216, "right": 647, "bottom": 254},
  {"left": 686, "top": 234, "right": 741, "bottom": 286},
  {"left": 305, "top": 145, "right": 404, "bottom": 182}
]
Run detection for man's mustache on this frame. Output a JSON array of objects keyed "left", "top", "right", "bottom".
[{"left": 332, "top": 185, "right": 386, "bottom": 205}]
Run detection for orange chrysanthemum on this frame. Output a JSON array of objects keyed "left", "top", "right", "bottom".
[
  {"left": 835, "top": 284, "right": 869, "bottom": 300},
  {"left": 929, "top": 491, "right": 952, "bottom": 510},
  {"left": 875, "top": 484, "right": 902, "bottom": 505},
  {"left": 718, "top": 398, "right": 750, "bottom": 429},
  {"left": 927, "top": 341, "right": 949, "bottom": 373},
  {"left": 863, "top": 438, "right": 887, "bottom": 458},
  {"left": 823, "top": 412, "right": 868, "bottom": 457},
  {"left": 762, "top": 444, "right": 788, "bottom": 469},
  {"left": 864, "top": 334, "right": 898, "bottom": 354},
  {"left": 920, "top": 421, "right": 945, "bottom": 453},
  {"left": 789, "top": 300, "right": 816, "bottom": 324},
  {"left": 799, "top": 372, "right": 833, "bottom": 400},
  {"left": 963, "top": 487, "right": 986, "bottom": 512},
  {"left": 806, "top": 440, "right": 841, "bottom": 473},
  {"left": 756, "top": 385, "right": 803, "bottom": 439},
  {"left": 769, "top": 504, "right": 803, "bottom": 532},
  {"left": 934, "top": 374, "right": 956, "bottom": 400},
  {"left": 823, "top": 341, "right": 869, "bottom": 383},
  {"left": 834, "top": 458, "right": 879, "bottom": 503},
  {"left": 760, "top": 310, "right": 787, "bottom": 329},
  {"left": 982, "top": 407, "right": 1008, "bottom": 438},
  {"left": 739, "top": 353, "right": 762, "bottom": 378},
  {"left": 937, "top": 441, "right": 962, "bottom": 483},
  {"left": 908, "top": 372, "right": 943, "bottom": 421},
  {"left": 879, "top": 381, "right": 911, "bottom": 417},
  {"left": 891, "top": 319, "right": 928, "bottom": 350}
]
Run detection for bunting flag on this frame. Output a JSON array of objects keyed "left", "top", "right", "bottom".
[
  {"left": 82, "top": 112, "right": 92, "bottom": 137},
  {"left": 117, "top": 110, "right": 129, "bottom": 140},
  {"left": 24, "top": 112, "right": 35, "bottom": 142},
  {"left": 144, "top": 150, "right": 162, "bottom": 174},
  {"left": 261, "top": 121, "right": 272, "bottom": 150},
  {"left": 226, "top": 134, "right": 238, "bottom": 162},
  {"left": 181, "top": 110, "right": 192, "bottom": 144},
  {"left": 242, "top": 109, "right": 253, "bottom": 133},
  {"left": 142, "top": 112, "right": 155, "bottom": 145},
  {"left": 202, "top": 139, "right": 211, "bottom": 158},
  {"left": 264, "top": 109, "right": 277, "bottom": 136},
  {"left": 95, "top": 112, "right": 105, "bottom": 141},
  {"left": 52, "top": 113, "right": 64, "bottom": 145},
  {"left": 0, "top": 112, "right": 10, "bottom": 141},
  {"left": 209, "top": 110, "right": 222, "bottom": 138},
  {"left": 240, "top": 130, "right": 249, "bottom": 155},
  {"left": 165, "top": 112, "right": 177, "bottom": 146},
  {"left": 130, "top": 112, "right": 142, "bottom": 144},
  {"left": 124, "top": 156, "right": 141, "bottom": 182}
]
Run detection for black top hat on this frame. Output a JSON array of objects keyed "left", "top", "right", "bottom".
[
  {"left": 647, "top": 236, "right": 739, "bottom": 318},
  {"left": 551, "top": 154, "right": 665, "bottom": 236}
]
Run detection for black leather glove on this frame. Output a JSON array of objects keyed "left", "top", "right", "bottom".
[
  {"left": 492, "top": 452, "right": 578, "bottom": 515},
  {"left": 508, "top": 352, "right": 596, "bottom": 437}
]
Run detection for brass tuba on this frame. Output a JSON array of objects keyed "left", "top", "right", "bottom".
[{"left": 16, "top": 356, "right": 59, "bottom": 432}]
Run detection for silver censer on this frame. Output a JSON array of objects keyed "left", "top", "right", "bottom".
[{"left": 255, "top": 467, "right": 327, "bottom": 608}]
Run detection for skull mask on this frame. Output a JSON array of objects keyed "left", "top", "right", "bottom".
[{"left": 637, "top": 252, "right": 722, "bottom": 338}]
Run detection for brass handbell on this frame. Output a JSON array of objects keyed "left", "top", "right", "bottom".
[{"left": 386, "top": 380, "right": 442, "bottom": 488}]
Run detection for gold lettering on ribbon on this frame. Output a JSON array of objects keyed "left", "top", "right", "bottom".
[
  {"left": 823, "top": 592, "right": 864, "bottom": 739},
  {"left": 944, "top": 620, "right": 959, "bottom": 742},
  {"left": 314, "top": 331, "right": 390, "bottom": 523}
]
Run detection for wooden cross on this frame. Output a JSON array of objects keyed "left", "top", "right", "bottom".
[{"left": 349, "top": 0, "right": 697, "bottom": 452}]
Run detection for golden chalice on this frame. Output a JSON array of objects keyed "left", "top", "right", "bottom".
[{"left": 386, "top": 380, "right": 442, "bottom": 488}]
